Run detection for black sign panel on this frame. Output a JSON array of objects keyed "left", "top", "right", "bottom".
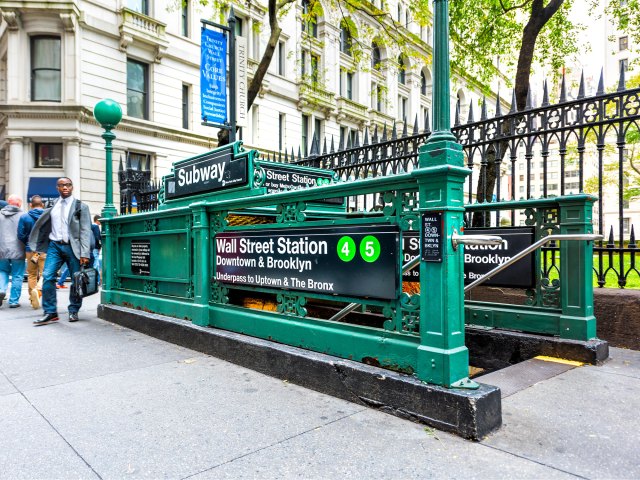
[
  {"left": 214, "top": 225, "right": 399, "bottom": 299},
  {"left": 261, "top": 164, "right": 342, "bottom": 205},
  {"left": 463, "top": 227, "right": 535, "bottom": 288},
  {"left": 421, "top": 212, "right": 443, "bottom": 262},
  {"left": 402, "top": 227, "right": 535, "bottom": 288},
  {"left": 165, "top": 149, "right": 248, "bottom": 199},
  {"left": 131, "top": 240, "right": 151, "bottom": 276}
]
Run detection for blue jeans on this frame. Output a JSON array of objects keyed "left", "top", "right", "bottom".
[
  {"left": 42, "top": 242, "right": 82, "bottom": 314},
  {"left": 92, "top": 248, "right": 101, "bottom": 284},
  {"left": 57, "top": 265, "right": 69, "bottom": 286},
  {"left": 0, "top": 259, "right": 26, "bottom": 305}
]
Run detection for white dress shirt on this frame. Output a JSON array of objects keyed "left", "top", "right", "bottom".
[{"left": 49, "top": 195, "right": 74, "bottom": 243}]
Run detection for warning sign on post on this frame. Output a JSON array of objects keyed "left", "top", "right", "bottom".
[{"left": 214, "top": 225, "right": 399, "bottom": 299}]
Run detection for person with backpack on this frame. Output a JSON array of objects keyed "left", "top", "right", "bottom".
[
  {"left": 0, "top": 195, "right": 26, "bottom": 308},
  {"left": 29, "top": 178, "right": 92, "bottom": 325}
]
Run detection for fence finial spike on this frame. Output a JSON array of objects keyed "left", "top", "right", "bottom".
[
  {"left": 509, "top": 89, "right": 518, "bottom": 113},
  {"left": 346, "top": 132, "right": 352, "bottom": 149},
  {"left": 542, "top": 79, "right": 550, "bottom": 107},
  {"left": 608, "top": 226, "right": 615, "bottom": 246},
  {"left": 338, "top": 130, "right": 345, "bottom": 151},
  {"left": 495, "top": 93, "right": 502, "bottom": 117},
  {"left": 630, "top": 224, "right": 637, "bottom": 247},
  {"left": 354, "top": 130, "right": 360, "bottom": 147},
  {"left": 363, "top": 126, "right": 370, "bottom": 145},
  {"left": 424, "top": 110, "right": 431, "bottom": 133},
  {"left": 372, "top": 124, "right": 379, "bottom": 143},
  {"left": 391, "top": 122, "right": 398, "bottom": 140},
  {"left": 291, "top": 147, "right": 296, "bottom": 163},
  {"left": 119, "top": 155, "right": 124, "bottom": 172},
  {"left": 126, "top": 152, "right": 132, "bottom": 169},
  {"left": 618, "top": 60, "right": 627, "bottom": 92},
  {"left": 597, "top": 67, "right": 605, "bottom": 95},
  {"left": 413, "top": 114, "right": 419, "bottom": 135},
  {"left": 284, "top": 148, "right": 289, "bottom": 162},
  {"left": 560, "top": 73, "right": 568, "bottom": 102},
  {"left": 309, "top": 131, "right": 319, "bottom": 156},
  {"left": 525, "top": 86, "right": 534, "bottom": 110},
  {"left": 297, "top": 146, "right": 302, "bottom": 162},
  {"left": 454, "top": 100, "right": 461, "bottom": 126},
  {"left": 322, "top": 136, "right": 328, "bottom": 154},
  {"left": 401, "top": 118, "right": 408, "bottom": 137},
  {"left": 330, "top": 135, "right": 335, "bottom": 153},
  {"left": 577, "top": 70, "right": 586, "bottom": 99},
  {"left": 481, "top": 96, "right": 488, "bottom": 121},
  {"left": 467, "top": 102, "right": 475, "bottom": 123},
  {"left": 381, "top": 124, "right": 388, "bottom": 142}
]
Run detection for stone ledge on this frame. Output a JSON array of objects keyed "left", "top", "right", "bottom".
[{"left": 98, "top": 304, "right": 502, "bottom": 440}]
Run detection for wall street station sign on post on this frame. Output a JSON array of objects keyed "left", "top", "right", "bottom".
[
  {"left": 403, "top": 227, "right": 535, "bottom": 288},
  {"left": 164, "top": 148, "right": 248, "bottom": 199},
  {"left": 421, "top": 212, "right": 444, "bottom": 262},
  {"left": 215, "top": 225, "right": 399, "bottom": 299}
]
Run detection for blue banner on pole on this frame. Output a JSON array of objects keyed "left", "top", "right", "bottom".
[{"left": 201, "top": 28, "right": 227, "bottom": 125}]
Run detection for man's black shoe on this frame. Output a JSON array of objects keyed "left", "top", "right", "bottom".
[
  {"left": 68, "top": 312, "right": 79, "bottom": 322},
  {"left": 33, "top": 313, "right": 59, "bottom": 326}
]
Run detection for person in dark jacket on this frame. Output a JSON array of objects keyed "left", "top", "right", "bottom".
[
  {"left": 18, "top": 195, "right": 46, "bottom": 309},
  {"left": 91, "top": 216, "right": 102, "bottom": 285},
  {"left": 0, "top": 195, "right": 26, "bottom": 308}
]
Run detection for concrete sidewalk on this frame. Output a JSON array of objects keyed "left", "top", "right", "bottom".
[{"left": 1, "top": 286, "right": 638, "bottom": 479}]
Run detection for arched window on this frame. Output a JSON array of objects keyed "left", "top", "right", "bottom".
[
  {"left": 398, "top": 56, "right": 406, "bottom": 85},
  {"left": 340, "top": 21, "right": 353, "bottom": 55},
  {"left": 371, "top": 42, "right": 381, "bottom": 70},
  {"left": 301, "top": 0, "right": 318, "bottom": 38}
]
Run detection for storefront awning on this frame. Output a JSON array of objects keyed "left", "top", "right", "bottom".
[{"left": 27, "top": 177, "right": 59, "bottom": 206}]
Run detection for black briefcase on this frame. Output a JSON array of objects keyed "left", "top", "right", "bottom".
[{"left": 72, "top": 266, "right": 99, "bottom": 298}]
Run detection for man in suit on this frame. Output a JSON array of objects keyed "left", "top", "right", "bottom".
[{"left": 29, "top": 177, "right": 92, "bottom": 325}]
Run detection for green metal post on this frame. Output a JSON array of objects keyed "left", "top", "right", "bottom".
[
  {"left": 412, "top": 0, "right": 475, "bottom": 388},
  {"left": 94, "top": 99, "right": 122, "bottom": 301},
  {"left": 191, "top": 202, "right": 211, "bottom": 326},
  {"left": 557, "top": 195, "right": 597, "bottom": 340}
]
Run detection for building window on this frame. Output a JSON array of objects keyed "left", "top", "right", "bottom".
[
  {"left": 371, "top": 42, "right": 381, "bottom": 70},
  {"left": 519, "top": 186, "right": 524, "bottom": 193},
  {"left": 310, "top": 54, "right": 319, "bottom": 83},
  {"left": 620, "top": 58, "right": 629, "bottom": 72},
  {"left": 519, "top": 175, "right": 524, "bottom": 181},
  {"left": 420, "top": 71, "right": 427, "bottom": 95},
  {"left": 301, "top": 0, "right": 318, "bottom": 38},
  {"left": 279, "top": 113, "right": 285, "bottom": 151},
  {"left": 619, "top": 36, "right": 629, "bottom": 51},
  {"left": 397, "top": 56, "right": 406, "bottom": 84},
  {"left": 346, "top": 72, "right": 353, "bottom": 100},
  {"left": 314, "top": 117, "right": 322, "bottom": 144},
  {"left": 182, "top": 1, "right": 189, "bottom": 36},
  {"left": 548, "top": 183, "right": 558, "bottom": 191},
  {"left": 182, "top": 84, "right": 190, "bottom": 129},
  {"left": 31, "top": 37, "right": 61, "bottom": 102},
  {"left": 340, "top": 22, "right": 352, "bottom": 56},
  {"left": 127, "top": 59, "right": 149, "bottom": 119},
  {"left": 35, "top": 143, "right": 63, "bottom": 168},
  {"left": 235, "top": 17, "right": 243, "bottom": 36},
  {"left": 129, "top": 0, "right": 148, "bottom": 15},
  {"left": 278, "top": 41, "right": 285, "bottom": 75},
  {"left": 127, "top": 151, "right": 151, "bottom": 172},
  {"left": 623, "top": 218, "right": 630, "bottom": 234},
  {"left": 302, "top": 114, "right": 309, "bottom": 156},
  {"left": 376, "top": 84, "right": 383, "bottom": 112}
]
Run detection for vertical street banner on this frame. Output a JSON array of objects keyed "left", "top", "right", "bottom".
[
  {"left": 201, "top": 28, "right": 227, "bottom": 125},
  {"left": 235, "top": 36, "right": 248, "bottom": 128}
]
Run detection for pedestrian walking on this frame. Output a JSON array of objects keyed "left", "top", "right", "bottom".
[
  {"left": 18, "top": 195, "right": 46, "bottom": 309},
  {"left": 29, "top": 178, "right": 92, "bottom": 325},
  {"left": 92, "top": 216, "right": 102, "bottom": 285},
  {"left": 0, "top": 195, "right": 26, "bottom": 308}
]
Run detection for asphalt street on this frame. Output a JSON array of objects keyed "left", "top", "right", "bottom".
[{"left": 0, "top": 285, "right": 638, "bottom": 479}]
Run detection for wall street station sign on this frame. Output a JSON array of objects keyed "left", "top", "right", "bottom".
[
  {"left": 164, "top": 148, "right": 248, "bottom": 199},
  {"left": 403, "top": 227, "right": 535, "bottom": 288},
  {"left": 215, "top": 225, "right": 399, "bottom": 299},
  {"left": 260, "top": 164, "right": 342, "bottom": 204}
]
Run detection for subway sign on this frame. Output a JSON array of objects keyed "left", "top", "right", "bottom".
[
  {"left": 215, "top": 225, "right": 399, "bottom": 299},
  {"left": 403, "top": 227, "right": 535, "bottom": 288}
]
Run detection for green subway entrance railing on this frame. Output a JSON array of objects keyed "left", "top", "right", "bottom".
[{"left": 101, "top": 141, "right": 601, "bottom": 388}]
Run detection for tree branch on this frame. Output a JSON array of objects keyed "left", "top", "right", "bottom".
[{"left": 498, "top": 0, "right": 532, "bottom": 14}]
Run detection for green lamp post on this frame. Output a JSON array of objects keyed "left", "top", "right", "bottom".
[
  {"left": 413, "top": 0, "right": 475, "bottom": 388},
  {"left": 94, "top": 99, "right": 123, "bottom": 219}
]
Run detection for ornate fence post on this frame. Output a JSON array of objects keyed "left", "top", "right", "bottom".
[
  {"left": 557, "top": 194, "right": 597, "bottom": 340},
  {"left": 412, "top": 0, "right": 474, "bottom": 387},
  {"left": 190, "top": 202, "right": 211, "bottom": 326}
]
